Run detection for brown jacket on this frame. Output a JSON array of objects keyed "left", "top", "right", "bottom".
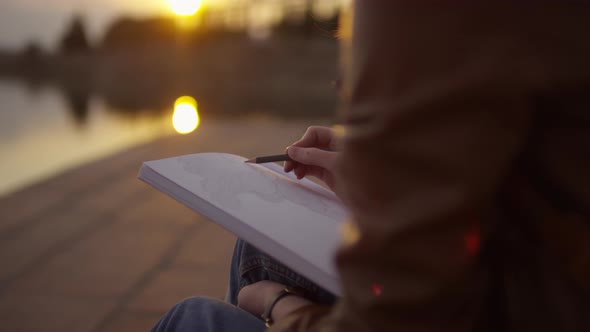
[{"left": 271, "top": 1, "right": 590, "bottom": 331}]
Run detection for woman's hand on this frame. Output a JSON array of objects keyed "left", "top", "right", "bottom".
[
  {"left": 237, "top": 281, "right": 314, "bottom": 322},
  {"left": 284, "top": 126, "right": 340, "bottom": 192}
]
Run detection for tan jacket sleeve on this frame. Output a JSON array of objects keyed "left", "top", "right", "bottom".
[{"left": 270, "top": 2, "right": 535, "bottom": 331}]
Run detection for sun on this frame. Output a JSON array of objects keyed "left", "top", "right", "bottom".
[{"left": 168, "top": 0, "right": 202, "bottom": 16}]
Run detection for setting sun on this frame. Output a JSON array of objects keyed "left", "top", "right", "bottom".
[
  {"left": 172, "top": 96, "right": 200, "bottom": 134},
  {"left": 168, "top": 0, "right": 202, "bottom": 16}
]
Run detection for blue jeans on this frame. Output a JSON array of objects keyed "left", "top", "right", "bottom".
[{"left": 152, "top": 239, "right": 336, "bottom": 332}]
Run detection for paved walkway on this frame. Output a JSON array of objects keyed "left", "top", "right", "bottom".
[{"left": 0, "top": 118, "right": 320, "bottom": 332}]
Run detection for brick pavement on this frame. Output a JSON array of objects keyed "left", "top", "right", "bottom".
[{"left": 0, "top": 117, "right": 324, "bottom": 332}]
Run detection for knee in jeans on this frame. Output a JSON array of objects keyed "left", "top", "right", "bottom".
[
  {"left": 173, "top": 296, "right": 208, "bottom": 313},
  {"left": 174, "top": 296, "right": 235, "bottom": 318}
]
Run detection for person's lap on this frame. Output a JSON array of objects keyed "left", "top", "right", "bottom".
[{"left": 152, "top": 239, "right": 336, "bottom": 332}]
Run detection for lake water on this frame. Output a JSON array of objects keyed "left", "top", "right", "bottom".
[{"left": 0, "top": 81, "right": 176, "bottom": 197}]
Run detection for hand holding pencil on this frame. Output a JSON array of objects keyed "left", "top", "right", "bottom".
[{"left": 284, "top": 126, "right": 340, "bottom": 192}]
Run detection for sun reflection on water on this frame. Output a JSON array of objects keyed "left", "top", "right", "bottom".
[{"left": 172, "top": 96, "right": 200, "bottom": 134}]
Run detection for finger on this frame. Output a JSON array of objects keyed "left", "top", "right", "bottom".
[
  {"left": 300, "top": 165, "right": 325, "bottom": 180},
  {"left": 287, "top": 147, "right": 337, "bottom": 170},
  {"left": 292, "top": 126, "right": 337, "bottom": 150},
  {"left": 284, "top": 161, "right": 294, "bottom": 173},
  {"left": 294, "top": 164, "right": 306, "bottom": 180},
  {"left": 284, "top": 147, "right": 296, "bottom": 172},
  {"left": 293, "top": 165, "right": 332, "bottom": 190}
]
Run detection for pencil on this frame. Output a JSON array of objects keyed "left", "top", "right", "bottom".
[{"left": 245, "top": 154, "right": 293, "bottom": 164}]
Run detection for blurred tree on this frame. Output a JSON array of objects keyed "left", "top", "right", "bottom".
[
  {"left": 22, "top": 41, "right": 44, "bottom": 59},
  {"left": 19, "top": 40, "right": 47, "bottom": 92},
  {"left": 101, "top": 17, "right": 178, "bottom": 50},
  {"left": 59, "top": 15, "right": 91, "bottom": 54},
  {"left": 303, "top": 0, "right": 314, "bottom": 37},
  {"left": 274, "top": 0, "right": 339, "bottom": 38},
  {"left": 63, "top": 87, "right": 90, "bottom": 127}
]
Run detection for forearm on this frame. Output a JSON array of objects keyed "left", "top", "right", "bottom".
[{"left": 271, "top": 292, "right": 317, "bottom": 322}]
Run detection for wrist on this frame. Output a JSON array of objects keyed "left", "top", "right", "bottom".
[
  {"left": 270, "top": 293, "right": 313, "bottom": 321},
  {"left": 261, "top": 287, "right": 312, "bottom": 327}
]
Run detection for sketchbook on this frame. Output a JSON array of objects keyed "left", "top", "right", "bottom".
[{"left": 138, "top": 152, "right": 348, "bottom": 295}]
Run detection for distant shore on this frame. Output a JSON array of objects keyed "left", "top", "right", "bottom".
[{"left": 0, "top": 35, "right": 339, "bottom": 119}]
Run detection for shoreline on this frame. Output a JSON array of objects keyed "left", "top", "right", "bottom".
[
  {"left": 0, "top": 37, "right": 339, "bottom": 117},
  {"left": 1, "top": 115, "right": 331, "bottom": 200}
]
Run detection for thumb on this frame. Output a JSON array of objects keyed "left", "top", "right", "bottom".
[{"left": 287, "top": 147, "right": 336, "bottom": 170}]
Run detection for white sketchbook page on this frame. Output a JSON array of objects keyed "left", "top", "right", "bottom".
[
  {"left": 142, "top": 153, "right": 348, "bottom": 293},
  {"left": 260, "top": 162, "right": 337, "bottom": 199}
]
